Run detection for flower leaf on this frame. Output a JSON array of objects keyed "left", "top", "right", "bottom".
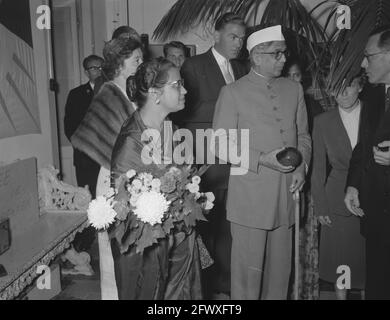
[
  {"left": 162, "top": 216, "right": 175, "bottom": 234},
  {"left": 136, "top": 223, "right": 157, "bottom": 254}
]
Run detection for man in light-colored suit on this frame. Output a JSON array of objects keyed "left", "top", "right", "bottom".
[{"left": 212, "top": 25, "right": 311, "bottom": 299}]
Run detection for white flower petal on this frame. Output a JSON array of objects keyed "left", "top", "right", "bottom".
[
  {"left": 87, "top": 196, "right": 117, "bottom": 230},
  {"left": 133, "top": 191, "right": 170, "bottom": 225},
  {"left": 126, "top": 169, "right": 136, "bottom": 179}
]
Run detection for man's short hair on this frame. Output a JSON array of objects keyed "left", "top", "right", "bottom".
[
  {"left": 82, "top": 55, "right": 104, "bottom": 70},
  {"left": 163, "top": 41, "right": 188, "bottom": 57},
  {"left": 215, "top": 12, "right": 245, "bottom": 31},
  {"left": 370, "top": 25, "right": 390, "bottom": 50}
]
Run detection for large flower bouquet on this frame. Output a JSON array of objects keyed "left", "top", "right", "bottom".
[{"left": 87, "top": 165, "right": 214, "bottom": 254}]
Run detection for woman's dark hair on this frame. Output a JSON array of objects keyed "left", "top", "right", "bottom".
[
  {"left": 349, "top": 69, "right": 367, "bottom": 88},
  {"left": 111, "top": 25, "right": 140, "bottom": 41},
  {"left": 102, "top": 38, "right": 142, "bottom": 80},
  {"left": 132, "top": 57, "right": 176, "bottom": 108},
  {"left": 282, "top": 56, "right": 304, "bottom": 78}
]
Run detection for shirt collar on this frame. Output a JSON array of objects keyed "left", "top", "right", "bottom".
[
  {"left": 338, "top": 100, "right": 361, "bottom": 117},
  {"left": 212, "top": 47, "right": 229, "bottom": 66}
]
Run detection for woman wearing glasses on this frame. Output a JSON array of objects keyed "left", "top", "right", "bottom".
[
  {"left": 71, "top": 37, "right": 143, "bottom": 299},
  {"left": 109, "top": 57, "right": 203, "bottom": 300}
]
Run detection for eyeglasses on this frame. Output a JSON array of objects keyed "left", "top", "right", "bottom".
[
  {"left": 166, "top": 79, "right": 185, "bottom": 88},
  {"left": 86, "top": 66, "right": 102, "bottom": 71},
  {"left": 259, "top": 50, "right": 289, "bottom": 60},
  {"left": 363, "top": 50, "right": 390, "bottom": 59}
]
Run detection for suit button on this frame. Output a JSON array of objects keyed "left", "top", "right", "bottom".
[
  {"left": 270, "top": 95, "right": 277, "bottom": 99},
  {"left": 273, "top": 107, "right": 278, "bottom": 111},
  {"left": 280, "top": 129, "right": 284, "bottom": 134},
  {"left": 276, "top": 118, "right": 281, "bottom": 122}
]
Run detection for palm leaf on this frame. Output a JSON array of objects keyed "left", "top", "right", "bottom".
[
  {"left": 153, "top": 0, "right": 328, "bottom": 87},
  {"left": 153, "top": 0, "right": 257, "bottom": 41},
  {"left": 259, "top": 0, "right": 328, "bottom": 86},
  {"left": 327, "top": 0, "right": 390, "bottom": 94}
]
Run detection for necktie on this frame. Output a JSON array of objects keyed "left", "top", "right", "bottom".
[
  {"left": 223, "top": 60, "right": 234, "bottom": 84},
  {"left": 385, "top": 87, "right": 390, "bottom": 113}
]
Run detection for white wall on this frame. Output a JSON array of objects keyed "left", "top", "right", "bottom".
[
  {"left": 0, "top": 0, "right": 57, "bottom": 169},
  {"left": 128, "top": 0, "right": 213, "bottom": 55}
]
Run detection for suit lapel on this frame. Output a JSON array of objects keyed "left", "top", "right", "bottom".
[
  {"left": 334, "top": 108, "right": 353, "bottom": 154},
  {"left": 205, "top": 49, "right": 227, "bottom": 86},
  {"left": 84, "top": 82, "right": 93, "bottom": 97},
  {"left": 231, "top": 59, "right": 246, "bottom": 80}
]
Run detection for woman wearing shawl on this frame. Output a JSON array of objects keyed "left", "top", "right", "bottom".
[
  {"left": 71, "top": 37, "right": 143, "bottom": 299},
  {"left": 110, "top": 58, "right": 203, "bottom": 299}
]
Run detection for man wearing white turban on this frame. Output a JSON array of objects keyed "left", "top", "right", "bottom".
[{"left": 212, "top": 25, "right": 311, "bottom": 299}]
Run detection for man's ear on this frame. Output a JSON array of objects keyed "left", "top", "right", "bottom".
[
  {"left": 84, "top": 69, "right": 89, "bottom": 79},
  {"left": 252, "top": 51, "right": 262, "bottom": 67}
]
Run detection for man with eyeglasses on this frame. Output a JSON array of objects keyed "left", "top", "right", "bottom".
[
  {"left": 64, "top": 54, "right": 103, "bottom": 255},
  {"left": 344, "top": 25, "right": 390, "bottom": 299},
  {"left": 171, "top": 12, "right": 248, "bottom": 299},
  {"left": 212, "top": 25, "right": 311, "bottom": 299}
]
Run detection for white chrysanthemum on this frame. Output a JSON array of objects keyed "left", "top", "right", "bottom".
[
  {"left": 205, "top": 201, "right": 214, "bottom": 210},
  {"left": 132, "top": 179, "right": 142, "bottom": 190},
  {"left": 126, "top": 169, "right": 136, "bottom": 179},
  {"left": 139, "top": 173, "right": 153, "bottom": 184},
  {"left": 205, "top": 192, "right": 215, "bottom": 203},
  {"left": 151, "top": 178, "right": 161, "bottom": 192},
  {"left": 130, "top": 194, "right": 139, "bottom": 207},
  {"left": 133, "top": 191, "right": 170, "bottom": 225},
  {"left": 194, "top": 192, "right": 201, "bottom": 200},
  {"left": 87, "top": 196, "right": 117, "bottom": 230},
  {"left": 192, "top": 176, "right": 201, "bottom": 185},
  {"left": 186, "top": 183, "right": 200, "bottom": 194}
]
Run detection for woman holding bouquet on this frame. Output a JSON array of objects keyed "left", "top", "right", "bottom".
[{"left": 110, "top": 57, "right": 203, "bottom": 299}]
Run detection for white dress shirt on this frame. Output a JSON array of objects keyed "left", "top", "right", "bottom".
[
  {"left": 212, "top": 47, "right": 235, "bottom": 84},
  {"left": 338, "top": 101, "right": 361, "bottom": 150}
]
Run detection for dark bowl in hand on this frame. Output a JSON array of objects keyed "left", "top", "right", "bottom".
[{"left": 276, "top": 147, "right": 303, "bottom": 168}]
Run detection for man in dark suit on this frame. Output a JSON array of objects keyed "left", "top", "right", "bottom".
[
  {"left": 171, "top": 13, "right": 248, "bottom": 298},
  {"left": 64, "top": 54, "right": 103, "bottom": 253},
  {"left": 345, "top": 25, "right": 390, "bottom": 299}
]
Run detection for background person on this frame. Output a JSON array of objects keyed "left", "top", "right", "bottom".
[
  {"left": 163, "top": 41, "right": 188, "bottom": 68},
  {"left": 171, "top": 12, "right": 248, "bottom": 298},
  {"left": 311, "top": 73, "right": 367, "bottom": 300},
  {"left": 71, "top": 37, "right": 143, "bottom": 299},
  {"left": 345, "top": 25, "right": 390, "bottom": 299}
]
